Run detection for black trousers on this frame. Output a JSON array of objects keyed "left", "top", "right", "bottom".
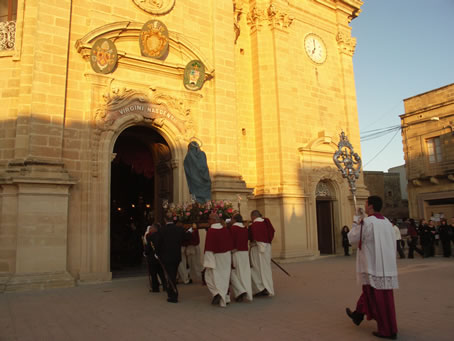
[
  {"left": 163, "top": 262, "right": 179, "bottom": 301},
  {"left": 441, "top": 239, "right": 452, "bottom": 257},
  {"left": 396, "top": 240, "right": 405, "bottom": 258},
  {"left": 148, "top": 259, "right": 166, "bottom": 291},
  {"left": 408, "top": 237, "right": 423, "bottom": 258},
  {"left": 343, "top": 245, "right": 350, "bottom": 256}
]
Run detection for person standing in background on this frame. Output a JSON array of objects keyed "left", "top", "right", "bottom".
[
  {"left": 406, "top": 219, "right": 423, "bottom": 258},
  {"left": 392, "top": 219, "right": 405, "bottom": 259},
  {"left": 439, "top": 219, "right": 452, "bottom": 258},
  {"left": 341, "top": 226, "right": 351, "bottom": 256}
]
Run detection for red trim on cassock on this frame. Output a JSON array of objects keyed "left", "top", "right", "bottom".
[
  {"left": 356, "top": 285, "right": 398, "bottom": 337},
  {"left": 370, "top": 212, "right": 385, "bottom": 219},
  {"left": 249, "top": 218, "right": 275, "bottom": 243},
  {"left": 230, "top": 225, "right": 249, "bottom": 251},
  {"left": 204, "top": 227, "right": 234, "bottom": 253}
]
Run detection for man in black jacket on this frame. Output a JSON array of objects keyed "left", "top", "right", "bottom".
[
  {"left": 144, "top": 223, "right": 166, "bottom": 293},
  {"left": 157, "top": 211, "right": 192, "bottom": 303}
]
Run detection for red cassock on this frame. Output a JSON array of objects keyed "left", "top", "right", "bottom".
[
  {"left": 230, "top": 225, "right": 249, "bottom": 251},
  {"left": 249, "top": 218, "right": 275, "bottom": 243},
  {"left": 204, "top": 227, "right": 234, "bottom": 253},
  {"left": 182, "top": 228, "right": 200, "bottom": 247}
]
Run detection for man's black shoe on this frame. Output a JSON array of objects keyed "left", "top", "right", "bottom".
[
  {"left": 254, "top": 289, "right": 269, "bottom": 297},
  {"left": 151, "top": 288, "right": 160, "bottom": 293},
  {"left": 211, "top": 294, "right": 221, "bottom": 305},
  {"left": 346, "top": 307, "right": 364, "bottom": 326},
  {"left": 167, "top": 298, "right": 178, "bottom": 303},
  {"left": 372, "top": 331, "right": 397, "bottom": 340},
  {"left": 235, "top": 292, "right": 247, "bottom": 302}
]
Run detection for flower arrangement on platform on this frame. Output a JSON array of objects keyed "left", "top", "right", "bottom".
[{"left": 163, "top": 199, "right": 235, "bottom": 224}]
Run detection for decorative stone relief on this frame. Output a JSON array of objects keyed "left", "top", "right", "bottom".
[
  {"left": 247, "top": 2, "right": 293, "bottom": 31},
  {"left": 336, "top": 32, "right": 357, "bottom": 56},
  {"left": 132, "top": 0, "right": 175, "bottom": 15},
  {"left": 233, "top": 0, "right": 245, "bottom": 43},
  {"left": 0, "top": 21, "right": 16, "bottom": 51},
  {"left": 305, "top": 166, "right": 343, "bottom": 197},
  {"left": 315, "top": 181, "right": 331, "bottom": 197}
]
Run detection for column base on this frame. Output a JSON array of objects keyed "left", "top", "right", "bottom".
[{"left": 2, "top": 271, "right": 75, "bottom": 293}]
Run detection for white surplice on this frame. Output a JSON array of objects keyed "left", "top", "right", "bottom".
[
  {"left": 230, "top": 250, "right": 253, "bottom": 301},
  {"left": 178, "top": 245, "right": 203, "bottom": 284},
  {"left": 203, "top": 223, "right": 232, "bottom": 307},
  {"left": 250, "top": 242, "right": 274, "bottom": 295},
  {"left": 348, "top": 215, "right": 399, "bottom": 290}
]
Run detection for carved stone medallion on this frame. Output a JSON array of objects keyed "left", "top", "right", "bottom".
[
  {"left": 183, "top": 60, "right": 205, "bottom": 91},
  {"left": 90, "top": 38, "right": 118, "bottom": 74},
  {"left": 139, "top": 20, "right": 169, "bottom": 60},
  {"left": 132, "top": 0, "right": 175, "bottom": 15}
]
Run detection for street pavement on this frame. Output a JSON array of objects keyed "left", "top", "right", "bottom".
[{"left": 1, "top": 255, "right": 453, "bottom": 341}]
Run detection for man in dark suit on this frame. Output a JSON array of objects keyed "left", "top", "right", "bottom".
[{"left": 156, "top": 211, "right": 192, "bottom": 303}]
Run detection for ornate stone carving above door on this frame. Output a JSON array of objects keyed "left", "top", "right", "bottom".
[{"left": 132, "top": 0, "right": 175, "bottom": 15}]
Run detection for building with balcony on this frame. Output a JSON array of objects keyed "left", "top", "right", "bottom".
[{"left": 401, "top": 83, "right": 454, "bottom": 221}]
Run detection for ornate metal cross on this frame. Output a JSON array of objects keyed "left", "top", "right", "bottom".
[{"left": 333, "top": 131, "right": 362, "bottom": 208}]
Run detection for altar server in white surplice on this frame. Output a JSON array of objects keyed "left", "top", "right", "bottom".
[
  {"left": 203, "top": 213, "right": 234, "bottom": 307},
  {"left": 249, "top": 210, "right": 275, "bottom": 297},
  {"left": 229, "top": 214, "right": 253, "bottom": 302}
]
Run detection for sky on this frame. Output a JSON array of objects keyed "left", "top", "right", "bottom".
[{"left": 350, "top": 0, "right": 454, "bottom": 172}]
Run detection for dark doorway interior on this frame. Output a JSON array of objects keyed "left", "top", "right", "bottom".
[
  {"left": 316, "top": 200, "right": 334, "bottom": 254},
  {"left": 110, "top": 126, "right": 169, "bottom": 278}
]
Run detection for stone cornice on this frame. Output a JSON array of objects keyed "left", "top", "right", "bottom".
[{"left": 312, "top": 0, "right": 363, "bottom": 22}]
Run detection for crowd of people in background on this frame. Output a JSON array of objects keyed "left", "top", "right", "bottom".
[
  {"left": 398, "top": 217, "right": 454, "bottom": 258},
  {"left": 343, "top": 215, "right": 454, "bottom": 259}
]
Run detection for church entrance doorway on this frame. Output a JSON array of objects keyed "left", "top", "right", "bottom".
[
  {"left": 315, "top": 181, "right": 336, "bottom": 254},
  {"left": 110, "top": 125, "right": 173, "bottom": 278},
  {"left": 316, "top": 200, "right": 334, "bottom": 254}
]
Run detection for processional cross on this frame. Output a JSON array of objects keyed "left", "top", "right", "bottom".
[{"left": 333, "top": 131, "right": 362, "bottom": 209}]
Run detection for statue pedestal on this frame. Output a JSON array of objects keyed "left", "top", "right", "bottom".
[{"left": 210, "top": 174, "right": 253, "bottom": 214}]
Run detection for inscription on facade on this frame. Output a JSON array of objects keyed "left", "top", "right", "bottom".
[{"left": 109, "top": 100, "right": 184, "bottom": 132}]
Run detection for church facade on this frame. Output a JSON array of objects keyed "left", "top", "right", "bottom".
[{"left": 0, "top": 0, "right": 367, "bottom": 291}]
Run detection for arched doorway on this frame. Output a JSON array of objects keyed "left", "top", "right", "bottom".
[
  {"left": 316, "top": 181, "right": 336, "bottom": 254},
  {"left": 110, "top": 125, "right": 173, "bottom": 277}
]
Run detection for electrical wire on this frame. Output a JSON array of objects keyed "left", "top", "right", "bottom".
[
  {"left": 363, "top": 128, "right": 401, "bottom": 167},
  {"left": 360, "top": 125, "right": 401, "bottom": 141}
]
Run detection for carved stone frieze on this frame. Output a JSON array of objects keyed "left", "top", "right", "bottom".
[
  {"left": 132, "top": 0, "right": 175, "bottom": 15},
  {"left": 247, "top": 2, "right": 293, "bottom": 31},
  {"left": 336, "top": 32, "right": 357, "bottom": 56}
]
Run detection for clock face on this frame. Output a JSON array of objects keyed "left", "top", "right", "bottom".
[{"left": 304, "top": 34, "right": 327, "bottom": 64}]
